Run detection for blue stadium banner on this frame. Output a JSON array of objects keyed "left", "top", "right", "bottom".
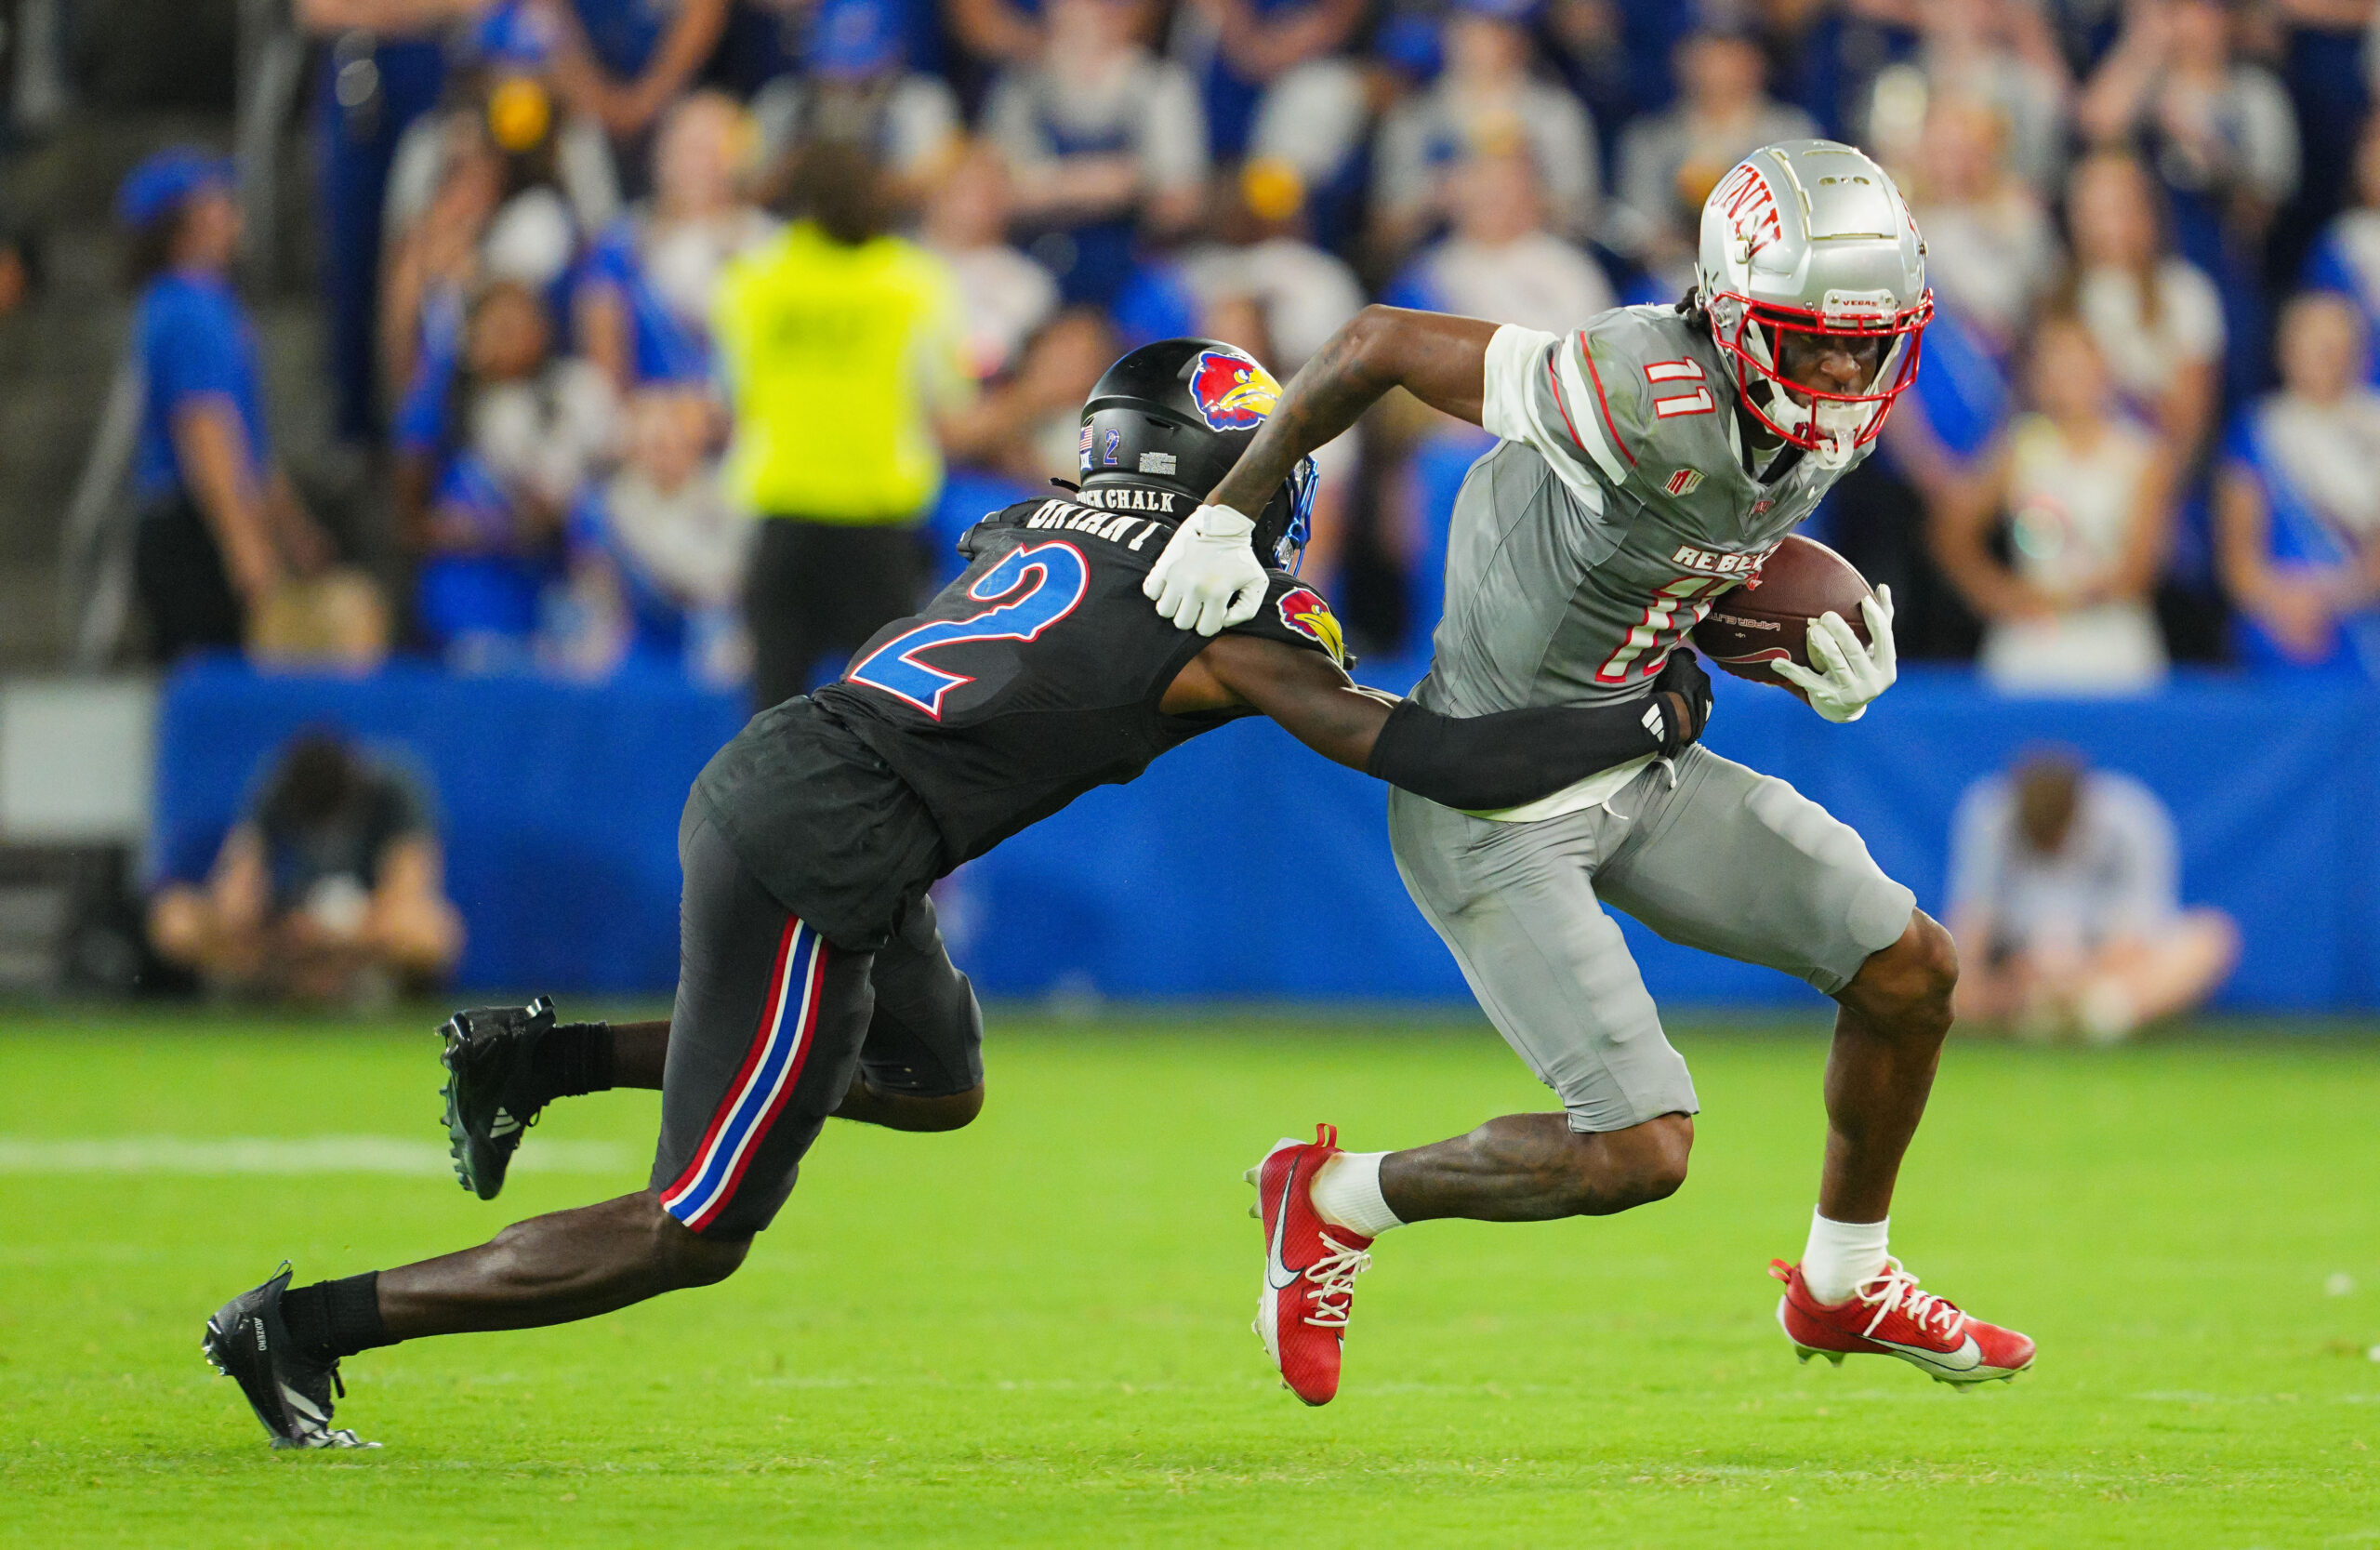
[{"left": 152, "top": 658, "right": 2377, "bottom": 1011}]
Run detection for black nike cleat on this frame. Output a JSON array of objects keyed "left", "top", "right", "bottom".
[
  {"left": 438, "top": 997, "right": 557, "bottom": 1201},
  {"left": 201, "top": 1264, "right": 376, "bottom": 1450}
]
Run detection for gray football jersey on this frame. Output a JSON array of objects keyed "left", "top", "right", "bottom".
[{"left": 1416, "top": 305, "right": 1863, "bottom": 719}]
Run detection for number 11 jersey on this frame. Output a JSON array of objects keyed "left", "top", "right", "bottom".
[{"left": 1418, "top": 306, "right": 1866, "bottom": 815}]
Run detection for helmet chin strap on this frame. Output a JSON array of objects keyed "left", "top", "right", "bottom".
[
  {"left": 1744, "top": 377, "right": 1866, "bottom": 470},
  {"left": 1806, "top": 400, "right": 1866, "bottom": 470}
]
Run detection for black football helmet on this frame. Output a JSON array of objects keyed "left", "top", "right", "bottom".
[{"left": 1075, "top": 338, "right": 1318, "bottom": 572}]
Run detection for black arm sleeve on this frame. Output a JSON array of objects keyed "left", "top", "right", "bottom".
[{"left": 1364, "top": 696, "right": 1675, "bottom": 812}]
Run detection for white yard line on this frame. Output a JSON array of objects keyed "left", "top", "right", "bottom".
[{"left": 0, "top": 1136, "right": 629, "bottom": 1174}]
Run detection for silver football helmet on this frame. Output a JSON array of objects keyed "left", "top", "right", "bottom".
[{"left": 1695, "top": 139, "right": 1932, "bottom": 470}]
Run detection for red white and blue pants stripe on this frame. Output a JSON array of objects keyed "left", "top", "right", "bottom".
[{"left": 659, "top": 916, "right": 828, "bottom": 1233}]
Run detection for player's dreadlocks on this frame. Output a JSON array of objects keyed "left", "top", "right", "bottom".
[{"left": 1676, "top": 286, "right": 1713, "bottom": 336}]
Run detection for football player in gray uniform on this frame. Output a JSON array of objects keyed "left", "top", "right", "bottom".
[{"left": 1148, "top": 140, "right": 2036, "bottom": 1405}]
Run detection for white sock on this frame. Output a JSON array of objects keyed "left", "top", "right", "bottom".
[
  {"left": 1309, "top": 1151, "right": 1404, "bottom": 1239},
  {"left": 1801, "top": 1209, "right": 1889, "bottom": 1305}
]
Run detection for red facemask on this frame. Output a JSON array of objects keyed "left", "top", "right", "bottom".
[{"left": 1706, "top": 289, "right": 1934, "bottom": 460}]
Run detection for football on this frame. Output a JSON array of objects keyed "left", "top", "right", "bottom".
[{"left": 1689, "top": 534, "right": 1873, "bottom": 693}]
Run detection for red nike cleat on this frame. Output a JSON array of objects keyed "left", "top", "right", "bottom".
[
  {"left": 1770, "top": 1257, "right": 2035, "bottom": 1385},
  {"left": 1248, "top": 1124, "right": 1373, "bottom": 1406}
]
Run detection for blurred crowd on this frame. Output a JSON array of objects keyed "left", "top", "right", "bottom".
[{"left": 104, "top": 0, "right": 2380, "bottom": 689}]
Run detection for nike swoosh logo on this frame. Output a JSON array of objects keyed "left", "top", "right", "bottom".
[
  {"left": 1263, "top": 1153, "right": 1302, "bottom": 1291},
  {"left": 1871, "top": 1332, "right": 1982, "bottom": 1371}
]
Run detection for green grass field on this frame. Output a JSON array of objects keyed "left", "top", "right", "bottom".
[{"left": 2, "top": 1006, "right": 2376, "bottom": 1547}]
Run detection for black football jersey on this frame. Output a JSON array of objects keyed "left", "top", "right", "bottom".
[{"left": 812, "top": 495, "right": 1348, "bottom": 866}]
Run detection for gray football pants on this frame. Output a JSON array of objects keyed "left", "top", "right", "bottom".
[{"left": 1388, "top": 745, "right": 1917, "bottom": 1133}]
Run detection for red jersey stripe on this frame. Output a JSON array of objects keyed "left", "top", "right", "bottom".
[
  {"left": 1576, "top": 332, "right": 1636, "bottom": 467},
  {"left": 1543, "top": 350, "right": 1588, "bottom": 454}
]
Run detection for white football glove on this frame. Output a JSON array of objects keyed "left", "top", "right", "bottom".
[
  {"left": 1772, "top": 586, "right": 1897, "bottom": 723},
  {"left": 1144, "top": 503, "right": 1269, "bottom": 636}
]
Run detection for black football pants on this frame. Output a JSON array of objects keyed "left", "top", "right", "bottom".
[{"left": 650, "top": 804, "right": 982, "bottom": 1239}]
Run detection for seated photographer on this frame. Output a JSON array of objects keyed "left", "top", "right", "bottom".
[
  {"left": 150, "top": 733, "right": 465, "bottom": 1005},
  {"left": 1948, "top": 750, "right": 2237, "bottom": 1042}
]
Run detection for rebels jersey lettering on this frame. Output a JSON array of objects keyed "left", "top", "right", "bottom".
[
  {"left": 1424, "top": 307, "right": 1862, "bottom": 721},
  {"left": 813, "top": 496, "right": 1343, "bottom": 866}
]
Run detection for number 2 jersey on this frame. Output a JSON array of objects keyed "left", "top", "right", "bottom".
[
  {"left": 690, "top": 493, "right": 1349, "bottom": 947},
  {"left": 1416, "top": 304, "right": 1868, "bottom": 818}
]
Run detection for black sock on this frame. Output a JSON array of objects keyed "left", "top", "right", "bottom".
[
  {"left": 280, "top": 1272, "right": 393, "bottom": 1364},
  {"left": 529, "top": 1020, "right": 615, "bottom": 1106}
]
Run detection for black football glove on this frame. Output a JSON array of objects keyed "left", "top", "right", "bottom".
[{"left": 1648, "top": 648, "right": 1713, "bottom": 757}]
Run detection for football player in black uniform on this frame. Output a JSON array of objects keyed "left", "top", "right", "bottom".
[{"left": 198, "top": 338, "right": 1717, "bottom": 1448}]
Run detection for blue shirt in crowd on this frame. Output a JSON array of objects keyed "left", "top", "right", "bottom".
[
  {"left": 133, "top": 269, "right": 271, "bottom": 503},
  {"left": 570, "top": 0, "right": 676, "bottom": 78},
  {"left": 577, "top": 219, "right": 714, "bottom": 385}
]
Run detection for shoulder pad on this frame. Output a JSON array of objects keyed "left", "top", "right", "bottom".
[
  {"left": 1571, "top": 309, "right": 1727, "bottom": 470},
  {"left": 959, "top": 500, "right": 1047, "bottom": 559}
]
